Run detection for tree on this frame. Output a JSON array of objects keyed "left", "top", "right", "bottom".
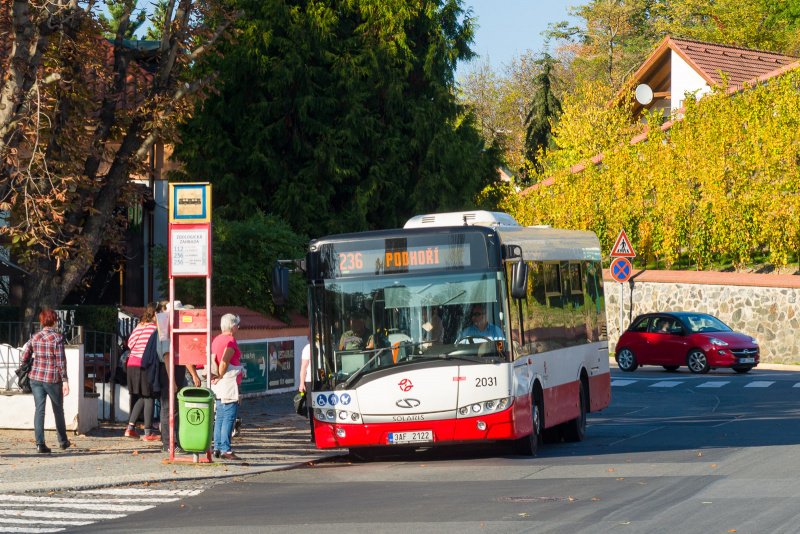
[
  {"left": 99, "top": 0, "right": 147, "bottom": 40},
  {"left": 547, "top": 0, "right": 659, "bottom": 89},
  {"left": 458, "top": 51, "right": 541, "bottom": 180},
  {"left": 0, "top": 0, "right": 236, "bottom": 328},
  {"left": 174, "top": 0, "right": 502, "bottom": 238},
  {"left": 542, "top": 79, "right": 635, "bottom": 172},
  {"left": 524, "top": 52, "right": 562, "bottom": 176},
  {"left": 652, "top": 0, "right": 800, "bottom": 52},
  {"left": 144, "top": 1, "right": 170, "bottom": 41}
]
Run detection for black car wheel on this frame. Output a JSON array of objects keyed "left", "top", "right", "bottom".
[
  {"left": 616, "top": 348, "right": 638, "bottom": 372},
  {"left": 687, "top": 349, "right": 710, "bottom": 374}
]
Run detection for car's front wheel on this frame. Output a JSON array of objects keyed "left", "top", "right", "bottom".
[
  {"left": 687, "top": 349, "right": 710, "bottom": 374},
  {"left": 616, "top": 348, "right": 638, "bottom": 372}
]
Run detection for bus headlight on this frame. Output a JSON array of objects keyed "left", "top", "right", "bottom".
[{"left": 457, "top": 397, "right": 511, "bottom": 418}]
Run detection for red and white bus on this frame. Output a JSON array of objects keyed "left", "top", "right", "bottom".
[{"left": 305, "top": 211, "right": 610, "bottom": 456}]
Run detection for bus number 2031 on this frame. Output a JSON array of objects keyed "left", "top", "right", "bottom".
[{"left": 475, "top": 377, "right": 497, "bottom": 387}]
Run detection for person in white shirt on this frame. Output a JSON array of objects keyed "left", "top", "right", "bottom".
[{"left": 298, "top": 341, "right": 314, "bottom": 442}]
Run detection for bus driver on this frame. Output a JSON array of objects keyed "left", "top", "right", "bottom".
[{"left": 460, "top": 304, "right": 504, "bottom": 340}]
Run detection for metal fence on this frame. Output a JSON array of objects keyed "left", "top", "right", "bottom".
[{"left": 0, "top": 322, "right": 124, "bottom": 423}]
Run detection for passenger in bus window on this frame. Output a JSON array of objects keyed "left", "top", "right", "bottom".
[
  {"left": 460, "top": 304, "right": 504, "bottom": 340},
  {"left": 338, "top": 315, "right": 371, "bottom": 350},
  {"left": 421, "top": 307, "right": 443, "bottom": 345}
]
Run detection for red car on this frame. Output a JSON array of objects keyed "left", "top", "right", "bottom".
[{"left": 616, "top": 312, "right": 759, "bottom": 374}]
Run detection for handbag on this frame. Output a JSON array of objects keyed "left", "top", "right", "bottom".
[
  {"left": 15, "top": 358, "right": 33, "bottom": 394},
  {"left": 293, "top": 392, "right": 307, "bottom": 417}
]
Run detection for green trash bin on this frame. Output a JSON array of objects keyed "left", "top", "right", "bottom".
[{"left": 177, "top": 387, "right": 214, "bottom": 453}]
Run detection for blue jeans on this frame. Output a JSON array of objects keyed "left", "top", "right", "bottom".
[
  {"left": 213, "top": 400, "right": 238, "bottom": 454},
  {"left": 30, "top": 380, "right": 68, "bottom": 447}
]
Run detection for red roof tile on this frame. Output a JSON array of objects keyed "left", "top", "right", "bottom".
[{"left": 670, "top": 37, "right": 798, "bottom": 88}]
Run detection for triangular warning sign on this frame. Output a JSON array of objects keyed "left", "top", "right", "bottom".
[{"left": 610, "top": 229, "right": 636, "bottom": 258}]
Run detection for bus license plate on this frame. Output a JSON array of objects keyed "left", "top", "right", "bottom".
[
  {"left": 739, "top": 357, "right": 755, "bottom": 364},
  {"left": 388, "top": 430, "right": 433, "bottom": 445}
]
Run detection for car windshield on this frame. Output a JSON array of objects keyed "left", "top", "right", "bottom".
[
  {"left": 683, "top": 314, "right": 732, "bottom": 334},
  {"left": 314, "top": 271, "right": 509, "bottom": 388}
]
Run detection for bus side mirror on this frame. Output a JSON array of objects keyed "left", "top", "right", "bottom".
[
  {"left": 510, "top": 261, "right": 528, "bottom": 299},
  {"left": 272, "top": 263, "right": 290, "bottom": 306}
]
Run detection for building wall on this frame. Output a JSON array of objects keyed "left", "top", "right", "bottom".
[
  {"left": 671, "top": 50, "right": 711, "bottom": 111},
  {"left": 603, "top": 270, "right": 800, "bottom": 363}
]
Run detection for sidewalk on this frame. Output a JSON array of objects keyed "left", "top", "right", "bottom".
[{"left": 0, "top": 391, "right": 339, "bottom": 493}]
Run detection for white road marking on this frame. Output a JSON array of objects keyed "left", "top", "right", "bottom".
[
  {"left": 793, "top": 383, "right": 800, "bottom": 388},
  {"left": 81, "top": 488, "right": 203, "bottom": 496},
  {"left": 650, "top": 381, "right": 681, "bottom": 388},
  {"left": 0, "top": 495, "right": 178, "bottom": 505},
  {"left": 2, "top": 502, "right": 153, "bottom": 512},
  {"left": 0, "top": 519, "right": 89, "bottom": 527},
  {"left": 744, "top": 381, "right": 775, "bottom": 388},
  {"left": 697, "top": 381, "right": 729, "bottom": 388},
  {"left": 0, "top": 527, "right": 65, "bottom": 533},
  {"left": 0, "top": 510, "right": 124, "bottom": 520},
  {"left": 611, "top": 380, "right": 637, "bottom": 387}
]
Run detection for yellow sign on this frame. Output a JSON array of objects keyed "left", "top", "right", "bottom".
[{"left": 169, "top": 183, "right": 211, "bottom": 223}]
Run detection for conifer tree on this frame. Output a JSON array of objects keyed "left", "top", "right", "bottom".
[{"left": 174, "top": 0, "right": 501, "bottom": 237}]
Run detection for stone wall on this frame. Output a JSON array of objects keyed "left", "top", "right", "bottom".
[{"left": 603, "top": 270, "right": 800, "bottom": 364}]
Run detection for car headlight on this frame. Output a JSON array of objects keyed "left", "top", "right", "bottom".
[
  {"left": 750, "top": 337, "right": 758, "bottom": 345},
  {"left": 709, "top": 338, "right": 728, "bottom": 346}
]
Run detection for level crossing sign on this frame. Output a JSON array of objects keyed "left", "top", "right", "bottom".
[
  {"left": 610, "top": 229, "right": 636, "bottom": 258},
  {"left": 610, "top": 257, "right": 632, "bottom": 283}
]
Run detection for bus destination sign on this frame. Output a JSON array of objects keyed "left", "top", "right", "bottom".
[{"left": 336, "top": 243, "right": 471, "bottom": 275}]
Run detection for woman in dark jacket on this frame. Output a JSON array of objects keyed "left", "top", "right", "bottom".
[{"left": 20, "top": 308, "right": 70, "bottom": 454}]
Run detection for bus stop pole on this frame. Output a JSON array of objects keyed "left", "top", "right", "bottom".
[{"left": 619, "top": 282, "right": 624, "bottom": 336}]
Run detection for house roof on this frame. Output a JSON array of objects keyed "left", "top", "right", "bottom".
[
  {"left": 669, "top": 37, "right": 798, "bottom": 87},
  {"left": 523, "top": 37, "right": 800, "bottom": 196},
  {"left": 621, "top": 36, "right": 798, "bottom": 116}
]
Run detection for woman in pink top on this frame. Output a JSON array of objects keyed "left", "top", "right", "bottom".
[
  {"left": 124, "top": 303, "right": 160, "bottom": 442},
  {"left": 211, "top": 313, "right": 241, "bottom": 460}
]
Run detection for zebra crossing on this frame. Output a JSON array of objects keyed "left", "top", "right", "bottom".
[
  {"left": 0, "top": 487, "right": 204, "bottom": 533},
  {"left": 611, "top": 378, "right": 787, "bottom": 389}
]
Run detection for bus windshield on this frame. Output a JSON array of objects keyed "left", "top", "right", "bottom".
[{"left": 313, "top": 271, "right": 509, "bottom": 388}]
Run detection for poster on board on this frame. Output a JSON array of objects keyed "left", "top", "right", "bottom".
[{"left": 267, "top": 340, "right": 296, "bottom": 390}]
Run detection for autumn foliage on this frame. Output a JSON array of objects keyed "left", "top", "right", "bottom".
[{"left": 505, "top": 71, "right": 800, "bottom": 271}]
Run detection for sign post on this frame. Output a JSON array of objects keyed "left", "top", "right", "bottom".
[
  {"left": 167, "top": 183, "right": 212, "bottom": 463},
  {"left": 610, "top": 230, "right": 636, "bottom": 337}
]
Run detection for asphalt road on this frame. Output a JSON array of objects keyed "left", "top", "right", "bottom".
[{"left": 62, "top": 367, "right": 800, "bottom": 533}]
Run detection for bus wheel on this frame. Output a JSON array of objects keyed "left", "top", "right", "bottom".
[
  {"left": 514, "top": 394, "right": 540, "bottom": 456},
  {"left": 562, "top": 380, "right": 587, "bottom": 442}
]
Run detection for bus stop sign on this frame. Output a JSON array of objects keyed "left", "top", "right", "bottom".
[{"left": 610, "top": 257, "right": 632, "bottom": 283}]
